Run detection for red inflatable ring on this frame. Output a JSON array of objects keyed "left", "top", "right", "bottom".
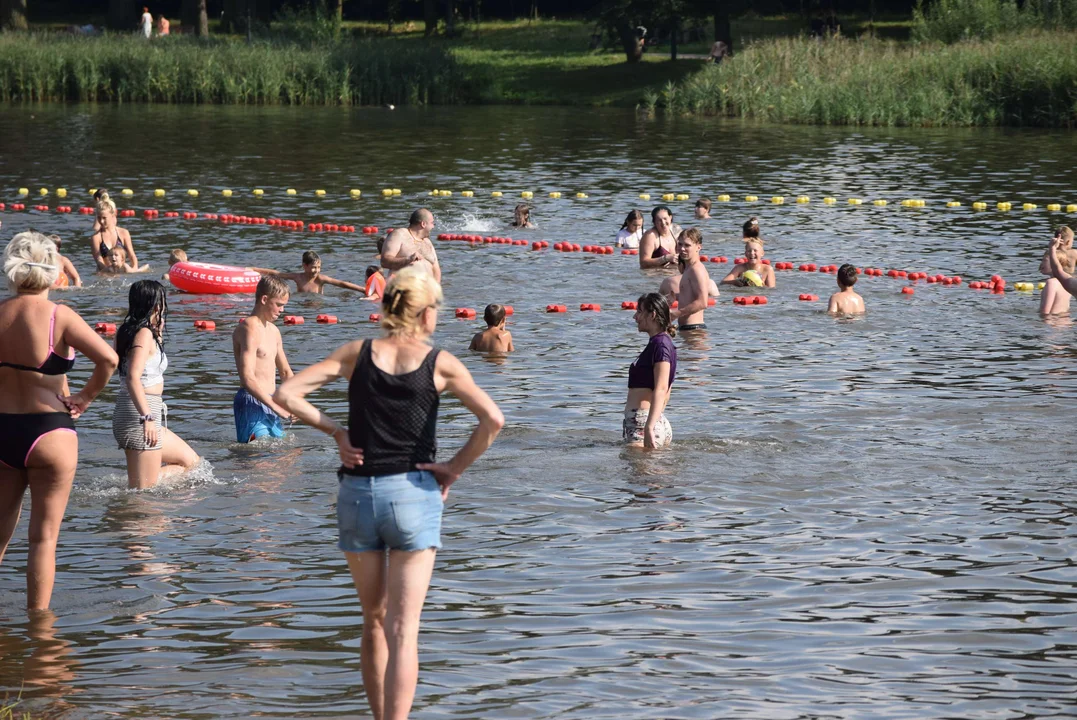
[{"left": 169, "top": 262, "right": 261, "bottom": 295}]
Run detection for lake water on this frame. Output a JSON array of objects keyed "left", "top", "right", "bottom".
[{"left": 1, "top": 105, "right": 1075, "bottom": 718}]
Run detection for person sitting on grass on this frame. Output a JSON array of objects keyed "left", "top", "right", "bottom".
[
  {"left": 101, "top": 246, "right": 151, "bottom": 275},
  {"left": 250, "top": 251, "right": 366, "bottom": 295},
  {"left": 827, "top": 264, "right": 865, "bottom": 315},
  {"left": 469, "top": 304, "right": 515, "bottom": 353}
]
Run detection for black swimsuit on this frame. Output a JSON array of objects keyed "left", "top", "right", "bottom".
[{"left": 0, "top": 305, "right": 77, "bottom": 470}]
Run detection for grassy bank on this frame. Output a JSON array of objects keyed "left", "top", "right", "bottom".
[
  {"left": 650, "top": 30, "right": 1077, "bottom": 127},
  {"left": 0, "top": 34, "right": 473, "bottom": 105}
]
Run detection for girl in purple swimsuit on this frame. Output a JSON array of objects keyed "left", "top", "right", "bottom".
[{"left": 624, "top": 292, "right": 677, "bottom": 448}]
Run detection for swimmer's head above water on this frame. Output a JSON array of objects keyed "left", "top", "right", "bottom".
[
  {"left": 742, "top": 216, "right": 760, "bottom": 239},
  {"left": 651, "top": 205, "right": 673, "bottom": 234},
  {"left": 302, "top": 250, "right": 321, "bottom": 277},
  {"left": 168, "top": 249, "right": 187, "bottom": 267},
  {"left": 254, "top": 275, "right": 289, "bottom": 320},
  {"left": 621, "top": 209, "right": 644, "bottom": 233},
  {"left": 744, "top": 238, "right": 764, "bottom": 263},
  {"left": 483, "top": 303, "right": 506, "bottom": 328},
  {"left": 635, "top": 291, "right": 677, "bottom": 338},
  {"left": 512, "top": 204, "right": 532, "bottom": 227},
  {"left": 676, "top": 227, "right": 703, "bottom": 263},
  {"left": 837, "top": 264, "right": 857, "bottom": 289},
  {"left": 694, "top": 198, "right": 711, "bottom": 219},
  {"left": 408, "top": 208, "right": 435, "bottom": 239},
  {"left": 1055, "top": 226, "right": 1074, "bottom": 247}
]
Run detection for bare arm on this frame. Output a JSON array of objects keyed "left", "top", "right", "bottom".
[
  {"left": 235, "top": 323, "right": 290, "bottom": 416},
  {"left": 417, "top": 352, "right": 504, "bottom": 499},
  {"left": 672, "top": 269, "right": 709, "bottom": 319},
  {"left": 645, "top": 362, "right": 671, "bottom": 448},
  {"left": 827, "top": 294, "right": 839, "bottom": 313},
  {"left": 275, "top": 329, "right": 294, "bottom": 382},
  {"left": 274, "top": 341, "right": 364, "bottom": 468},
  {"left": 120, "top": 229, "right": 138, "bottom": 269},
  {"left": 764, "top": 267, "right": 776, "bottom": 288},
  {"left": 90, "top": 233, "right": 108, "bottom": 270},
  {"left": 320, "top": 275, "right": 367, "bottom": 293},
  {"left": 381, "top": 232, "right": 418, "bottom": 271},
  {"left": 61, "top": 256, "right": 82, "bottom": 287},
  {"left": 248, "top": 267, "right": 283, "bottom": 276},
  {"left": 720, "top": 265, "right": 747, "bottom": 285},
  {"left": 57, "top": 306, "right": 118, "bottom": 417},
  {"left": 506, "top": 333, "right": 515, "bottom": 352},
  {"left": 638, "top": 231, "right": 674, "bottom": 269},
  {"left": 1048, "top": 242, "right": 1077, "bottom": 297},
  {"left": 121, "top": 329, "right": 161, "bottom": 443},
  {"left": 1039, "top": 249, "right": 1053, "bottom": 276}
]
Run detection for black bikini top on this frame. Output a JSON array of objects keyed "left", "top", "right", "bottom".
[{"left": 0, "top": 305, "right": 76, "bottom": 376}]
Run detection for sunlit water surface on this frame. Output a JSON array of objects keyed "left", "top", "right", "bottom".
[{"left": 0, "top": 106, "right": 1075, "bottom": 718}]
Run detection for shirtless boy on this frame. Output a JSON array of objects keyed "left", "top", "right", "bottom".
[
  {"left": 232, "top": 276, "right": 295, "bottom": 443},
  {"left": 659, "top": 256, "right": 719, "bottom": 304},
  {"left": 1039, "top": 226, "right": 1077, "bottom": 314},
  {"left": 827, "top": 264, "right": 866, "bottom": 314},
  {"left": 694, "top": 198, "right": 711, "bottom": 220},
  {"left": 670, "top": 228, "right": 711, "bottom": 331},
  {"left": 250, "top": 251, "right": 366, "bottom": 295},
  {"left": 381, "top": 208, "right": 441, "bottom": 283},
  {"left": 469, "top": 304, "right": 515, "bottom": 353},
  {"left": 639, "top": 206, "right": 682, "bottom": 270},
  {"left": 721, "top": 238, "right": 776, "bottom": 288}
]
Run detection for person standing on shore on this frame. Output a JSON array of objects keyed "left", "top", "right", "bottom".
[
  {"left": 381, "top": 209, "right": 441, "bottom": 284},
  {"left": 232, "top": 276, "right": 295, "bottom": 443},
  {"left": 140, "top": 7, "right": 153, "bottom": 38},
  {"left": 274, "top": 267, "right": 503, "bottom": 720},
  {"left": 0, "top": 232, "right": 118, "bottom": 611}
]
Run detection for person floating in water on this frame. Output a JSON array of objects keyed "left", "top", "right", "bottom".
[
  {"left": 250, "top": 251, "right": 366, "bottom": 295},
  {"left": 624, "top": 293, "right": 676, "bottom": 449},
  {"left": 721, "top": 232, "right": 776, "bottom": 288},
  {"left": 512, "top": 204, "right": 535, "bottom": 229},
  {"left": 232, "top": 276, "right": 295, "bottom": 443},
  {"left": 1039, "top": 226, "right": 1077, "bottom": 314},
  {"left": 827, "top": 264, "right": 865, "bottom": 314},
  {"left": 469, "top": 304, "right": 515, "bottom": 353},
  {"left": 670, "top": 228, "right": 711, "bottom": 331},
  {"left": 639, "top": 206, "right": 681, "bottom": 270}
]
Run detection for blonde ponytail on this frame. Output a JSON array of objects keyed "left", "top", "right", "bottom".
[{"left": 381, "top": 266, "right": 443, "bottom": 337}]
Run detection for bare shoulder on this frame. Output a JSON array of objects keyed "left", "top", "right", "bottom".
[
  {"left": 435, "top": 348, "right": 466, "bottom": 374},
  {"left": 233, "top": 316, "right": 257, "bottom": 341}
]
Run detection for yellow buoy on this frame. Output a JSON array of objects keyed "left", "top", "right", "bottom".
[
  {"left": 1047, "top": 203, "right": 1061, "bottom": 211},
  {"left": 56, "top": 188, "right": 67, "bottom": 198},
  {"left": 1067, "top": 204, "right": 1077, "bottom": 213},
  {"left": 521, "top": 191, "right": 533, "bottom": 199},
  {"left": 576, "top": 192, "right": 588, "bottom": 199},
  {"left": 1037, "top": 282, "right": 1046, "bottom": 290},
  {"left": 462, "top": 191, "right": 474, "bottom": 198},
  {"left": 349, "top": 189, "right": 361, "bottom": 198},
  {"left": 946, "top": 201, "right": 961, "bottom": 208},
  {"left": 39, "top": 188, "right": 49, "bottom": 196},
  {"left": 222, "top": 189, "right": 233, "bottom": 198},
  {"left": 873, "top": 199, "right": 887, "bottom": 206},
  {"left": 121, "top": 188, "right": 133, "bottom": 196},
  {"left": 745, "top": 195, "right": 758, "bottom": 202},
  {"left": 154, "top": 189, "right": 165, "bottom": 197},
  {"left": 287, "top": 188, "right": 297, "bottom": 196},
  {"left": 823, "top": 197, "right": 836, "bottom": 204},
  {"left": 771, "top": 196, "right": 785, "bottom": 204},
  {"left": 17, "top": 187, "right": 28, "bottom": 196},
  {"left": 492, "top": 191, "right": 503, "bottom": 197},
  {"left": 187, "top": 189, "right": 199, "bottom": 197},
  {"left": 439, "top": 190, "right": 452, "bottom": 197},
  {"left": 1022, "top": 203, "right": 1036, "bottom": 210},
  {"left": 661, "top": 193, "right": 675, "bottom": 201},
  {"left": 382, "top": 189, "right": 393, "bottom": 196},
  {"left": 253, "top": 188, "right": 264, "bottom": 196},
  {"left": 88, "top": 188, "right": 96, "bottom": 196},
  {"left": 915, "top": 199, "right": 926, "bottom": 207},
  {"left": 997, "top": 202, "right": 1012, "bottom": 211},
  {"left": 972, "top": 202, "right": 988, "bottom": 210},
  {"left": 392, "top": 189, "right": 402, "bottom": 195},
  {"left": 716, "top": 194, "right": 730, "bottom": 202},
  {"left": 675, "top": 194, "right": 690, "bottom": 201},
  {"left": 315, "top": 189, "right": 326, "bottom": 196},
  {"left": 639, "top": 194, "right": 651, "bottom": 200},
  {"left": 549, "top": 192, "right": 562, "bottom": 199},
  {"left": 848, "top": 198, "right": 862, "bottom": 205},
  {"left": 796, "top": 196, "right": 810, "bottom": 204}
]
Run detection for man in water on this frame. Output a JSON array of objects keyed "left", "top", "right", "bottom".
[
  {"left": 659, "top": 256, "right": 719, "bottom": 304},
  {"left": 232, "top": 276, "right": 295, "bottom": 443},
  {"left": 250, "top": 251, "right": 366, "bottom": 295},
  {"left": 670, "top": 228, "right": 710, "bottom": 331},
  {"left": 382, "top": 208, "right": 441, "bottom": 283}
]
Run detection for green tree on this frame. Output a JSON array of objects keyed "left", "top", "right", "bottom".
[{"left": 182, "top": 0, "right": 210, "bottom": 36}]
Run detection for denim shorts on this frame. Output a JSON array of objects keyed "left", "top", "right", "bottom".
[{"left": 337, "top": 470, "right": 444, "bottom": 553}]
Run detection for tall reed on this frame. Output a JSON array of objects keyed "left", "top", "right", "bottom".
[
  {"left": 656, "top": 31, "right": 1077, "bottom": 127},
  {"left": 0, "top": 34, "right": 478, "bottom": 105}
]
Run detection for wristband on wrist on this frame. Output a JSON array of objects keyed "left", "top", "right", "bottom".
[{"left": 138, "top": 414, "right": 155, "bottom": 424}]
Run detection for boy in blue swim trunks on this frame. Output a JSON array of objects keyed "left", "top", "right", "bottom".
[{"left": 232, "top": 275, "right": 295, "bottom": 442}]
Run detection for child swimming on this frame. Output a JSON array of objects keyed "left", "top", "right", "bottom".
[
  {"left": 827, "top": 264, "right": 865, "bottom": 314},
  {"left": 469, "top": 304, "right": 515, "bottom": 353}
]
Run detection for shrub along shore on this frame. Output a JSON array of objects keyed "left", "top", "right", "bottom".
[
  {"left": 1, "top": 29, "right": 1075, "bottom": 127},
  {"left": 650, "top": 30, "right": 1077, "bottom": 127},
  {"left": 0, "top": 34, "right": 475, "bottom": 105}
]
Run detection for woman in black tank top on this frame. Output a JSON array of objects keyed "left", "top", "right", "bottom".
[{"left": 274, "top": 266, "right": 504, "bottom": 720}]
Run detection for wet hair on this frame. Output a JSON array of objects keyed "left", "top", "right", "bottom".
[
  {"left": 838, "top": 263, "right": 857, "bottom": 287},
  {"left": 48, "top": 234, "right": 62, "bottom": 250},
  {"left": 381, "top": 266, "right": 443, "bottom": 338},
  {"left": 256, "top": 275, "right": 289, "bottom": 302},
  {"left": 365, "top": 265, "right": 381, "bottom": 279},
  {"left": 742, "top": 217, "right": 760, "bottom": 238},
  {"left": 409, "top": 208, "right": 432, "bottom": 227},
  {"left": 4, "top": 231, "right": 60, "bottom": 292},
  {"left": 695, "top": 198, "right": 711, "bottom": 211},
  {"left": 484, "top": 303, "right": 505, "bottom": 327},
  {"left": 680, "top": 227, "right": 703, "bottom": 246},
  {"left": 620, "top": 209, "right": 644, "bottom": 231},
  {"left": 168, "top": 249, "right": 187, "bottom": 265},
  {"left": 651, "top": 205, "right": 673, "bottom": 222},
  {"left": 96, "top": 197, "right": 116, "bottom": 219},
  {"left": 637, "top": 292, "right": 676, "bottom": 338},
  {"left": 514, "top": 204, "right": 530, "bottom": 217},
  {"left": 117, "top": 279, "right": 167, "bottom": 375},
  {"left": 512, "top": 204, "right": 531, "bottom": 227},
  {"left": 302, "top": 250, "right": 320, "bottom": 266}
]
